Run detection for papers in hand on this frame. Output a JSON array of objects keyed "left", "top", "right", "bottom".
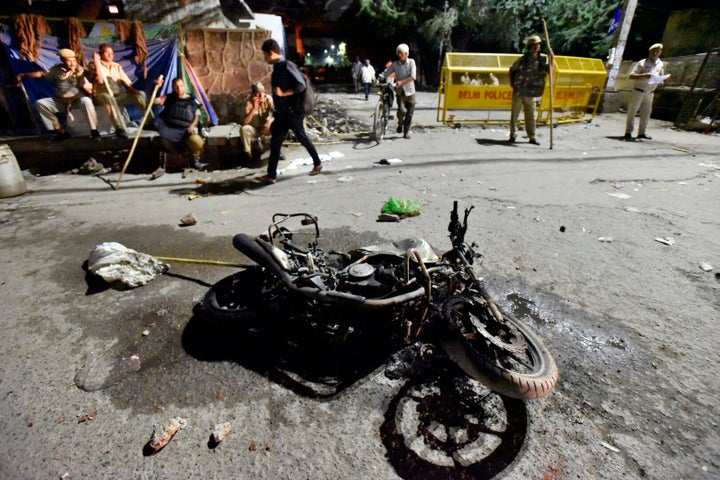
[{"left": 648, "top": 73, "right": 670, "bottom": 85}]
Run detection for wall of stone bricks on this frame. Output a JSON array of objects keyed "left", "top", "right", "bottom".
[{"left": 185, "top": 28, "right": 273, "bottom": 124}]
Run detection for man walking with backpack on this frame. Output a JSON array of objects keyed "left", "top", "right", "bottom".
[{"left": 259, "top": 39, "right": 322, "bottom": 184}]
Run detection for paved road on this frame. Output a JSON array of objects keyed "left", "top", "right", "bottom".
[{"left": 1, "top": 92, "right": 718, "bottom": 479}]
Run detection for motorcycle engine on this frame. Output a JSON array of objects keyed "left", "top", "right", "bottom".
[{"left": 340, "top": 262, "right": 399, "bottom": 298}]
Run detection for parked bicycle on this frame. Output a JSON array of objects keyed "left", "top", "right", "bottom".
[{"left": 373, "top": 78, "right": 395, "bottom": 144}]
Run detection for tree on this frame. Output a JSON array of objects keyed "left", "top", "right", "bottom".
[{"left": 353, "top": 0, "right": 618, "bottom": 85}]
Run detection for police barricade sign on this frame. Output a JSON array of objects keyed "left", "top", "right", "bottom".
[{"left": 437, "top": 52, "right": 607, "bottom": 125}]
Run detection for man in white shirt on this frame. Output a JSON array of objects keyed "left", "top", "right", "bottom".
[
  {"left": 624, "top": 43, "right": 667, "bottom": 141},
  {"left": 380, "top": 43, "right": 416, "bottom": 139}
]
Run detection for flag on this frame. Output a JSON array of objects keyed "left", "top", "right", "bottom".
[{"left": 607, "top": 2, "right": 622, "bottom": 36}]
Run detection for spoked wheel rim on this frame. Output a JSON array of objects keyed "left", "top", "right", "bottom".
[{"left": 441, "top": 296, "right": 559, "bottom": 400}]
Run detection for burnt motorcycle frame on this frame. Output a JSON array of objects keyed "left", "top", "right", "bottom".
[{"left": 202, "top": 202, "right": 558, "bottom": 400}]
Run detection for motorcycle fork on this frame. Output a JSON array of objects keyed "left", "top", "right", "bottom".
[{"left": 403, "top": 249, "right": 432, "bottom": 343}]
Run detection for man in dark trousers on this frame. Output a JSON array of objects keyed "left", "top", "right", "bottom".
[
  {"left": 259, "top": 38, "right": 322, "bottom": 184},
  {"left": 508, "top": 35, "right": 553, "bottom": 145}
]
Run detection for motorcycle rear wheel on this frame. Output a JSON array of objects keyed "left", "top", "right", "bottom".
[
  {"left": 202, "top": 267, "right": 273, "bottom": 322},
  {"left": 440, "top": 297, "right": 558, "bottom": 400}
]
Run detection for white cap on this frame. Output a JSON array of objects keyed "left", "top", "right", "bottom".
[{"left": 396, "top": 43, "right": 409, "bottom": 54}]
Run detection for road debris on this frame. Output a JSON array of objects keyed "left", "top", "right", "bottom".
[
  {"left": 88, "top": 242, "right": 169, "bottom": 288},
  {"left": 654, "top": 237, "right": 675, "bottom": 246},
  {"left": 179, "top": 212, "right": 197, "bottom": 226},
  {"left": 607, "top": 192, "right": 631, "bottom": 199},
  {"left": 699, "top": 263, "right": 713, "bottom": 272},
  {"left": 145, "top": 417, "right": 187, "bottom": 455},
  {"left": 210, "top": 422, "right": 232, "bottom": 445}
]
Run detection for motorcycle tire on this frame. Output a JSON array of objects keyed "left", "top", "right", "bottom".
[
  {"left": 440, "top": 297, "right": 558, "bottom": 400},
  {"left": 202, "top": 267, "right": 270, "bottom": 322}
]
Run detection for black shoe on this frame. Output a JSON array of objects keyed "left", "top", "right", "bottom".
[
  {"left": 396, "top": 125, "right": 403, "bottom": 134},
  {"left": 90, "top": 130, "right": 102, "bottom": 141},
  {"left": 193, "top": 160, "right": 208, "bottom": 171},
  {"left": 529, "top": 139, "right": 540, "bottom": 145},
  {"left": 636, "top": 133, "right": 652, "bottom": 140},
  {"left": 115, "top": 128, "right": 128, "bottom": 139},
  {"left": 508, "top": 136, "right": 516, "bottom": 143},
  {"left": 403, "top": 131, "right": 411, "bottom": 139},
  {"left": 52, "top": 131, "right": 71, "bottom": 142},
  {"left": 624, "top": 133, "right": 633, "bottom": 141}
]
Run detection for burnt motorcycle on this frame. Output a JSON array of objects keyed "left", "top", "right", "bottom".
[{"left": 202, "top": 202, "right": 558, "bottom": 400}]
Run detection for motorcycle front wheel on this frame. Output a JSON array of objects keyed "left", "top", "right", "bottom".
[{"left": 440, "top": 297, "right": 558, "bottom": 400}]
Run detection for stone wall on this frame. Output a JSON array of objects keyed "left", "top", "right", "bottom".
[{"left": 185, "top": 28, "right": 273, "bottom": 124}]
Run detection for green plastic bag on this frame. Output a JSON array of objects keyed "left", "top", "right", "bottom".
[{"left": 381, "top": 197, "right": 421, "bottom": 216}]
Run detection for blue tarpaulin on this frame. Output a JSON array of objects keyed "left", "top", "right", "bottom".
[{"left": 1, "top": 23, "right": 217, "bottom": 126}]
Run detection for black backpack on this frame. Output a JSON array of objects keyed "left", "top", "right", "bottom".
[{"left": 300, "top": 72, "right": 315, "bottom": 116}]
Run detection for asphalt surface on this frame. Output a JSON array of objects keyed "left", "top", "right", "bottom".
[{"left": 1, "top": 91, "right": 719, "bottom": 479}]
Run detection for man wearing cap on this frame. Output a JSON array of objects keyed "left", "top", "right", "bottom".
[
  {"left": 624, "top": 43, "right": 667, "bottom": 140},
  {"left": 88, "top": 44, "right": 148, "bottom": 138},
  {"left": 17, "top": 48, "right": 100, "bottom": 141},
  {"left": 508, "top": 35, "right": 553, "bottom": 145},
  {"left": 380, "top": 43, "right": 416, "bottom": 139},
  {"left": 241, "top": 81, "right": 274, "bottom": 161}
]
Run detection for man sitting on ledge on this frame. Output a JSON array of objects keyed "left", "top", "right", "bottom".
[
  {"left": 89, "top": 44, "right": 147, "bottom": 138},
  {"left": 241, "top": 81, "right": 274, "bottom": 162},
  {"left": 150, "top": 77, "right": 207, "bottom": 178},
  {"left": 17, "top": 48, "right": 100, "bottom": 141}
]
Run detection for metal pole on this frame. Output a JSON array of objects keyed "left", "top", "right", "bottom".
[
  {"left": 113, "top": 76, "right": 163, "bottom": 190},
  {"left": 606, "top": 0, "right": 638, "bottom": 90}
]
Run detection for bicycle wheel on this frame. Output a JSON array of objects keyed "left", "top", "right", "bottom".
[
  {"left": 373, "top": 100, "right": 386, "bottom": 144},
  {"left": 440, "top": 296, "right": 559, "bottom": 400}
]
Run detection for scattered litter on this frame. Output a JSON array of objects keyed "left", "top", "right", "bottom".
[
  {"left": 506, "top": 205, "right": 516, "bottom": 209},
  {"left": 699, "top": 263, "right": 713, "bottom": 272},
  {"left": 88, "top": 242, "right": 168, "bottom": 288},
  {"left": 142, "top": 330, "right": 150, "bottom": 336},
  {"left": 611, "top": 182, "right": 624, "bottom": 189},
  {"left": 377, "top": 213, "right": 400, "bottom": 222},
  {"left": 559, "top": 226, "right": 566, "bottom": 232},
  {"left": 77, "top": 411, "right": 97, "bottom": 423},
  {"left": 698, "top": 162, "right": 720, "bottom": 169},
  {"left": 597, "top": 237, "right": 613, "bottom": 243},
  {"left": 210, "top": 422, "right": 232, "bottom": 446},
  {"left": 654, "top": 237, "right": 675, "bottom": 246},
  {"left": 672, "top": 146, "right": 690, "bottom": 153},
  {"left": 625, "top": 207, "right": 640, "bottom": 213},
  {"left": 607, "top": 192, "right": 631, "bottom": 199},
  {"left": 600, "top": 441, "right": 620, "bottom": 453},
  {"left": 381, "top": 197, "right": 421, "bottom": 216},
  {"left": 195, "top": 178, "right": 207, "bottom": 184},
  {"left": 337, "top": 176, "right": 353, "bottom": 182},
  {"left": 377, "top": 158, "right": 402, "bottom": 165},
  {"left": 179, "top": 212, "right": 197, "bottom": 227},
  {"left": 72, "top": 158, "right": 107, "bottom": 175},
  {"left": 187, "top": 194, "right": 199, "bottom": 201},
  {"left": 145, "top": 417, "right": 187, "bottom": 454}
]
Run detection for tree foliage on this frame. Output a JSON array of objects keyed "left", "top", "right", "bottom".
[{"left": 356, "top": 0, "right": 617, "bottom": 57}]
